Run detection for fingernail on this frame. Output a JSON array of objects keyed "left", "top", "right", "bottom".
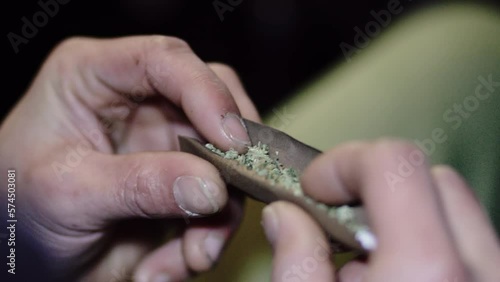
[
  {"left": 204, "top": 230, "right": 225, "bottom": 263},
  {"left": 221, "top": 113, "right": 250, "bottom": 147},
  {"left": 262, "top": 205, "right": 279, "bottom": 245},
  {"left": 151, "top": 273, "right": 171, "bottom": 282},
  {"left": 173, "top": 176, "right": 222, "bottom": 216}
]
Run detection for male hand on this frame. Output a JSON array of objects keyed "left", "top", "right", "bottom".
[
  {"left": 0, "top": 35, "right": 260, "bottom": 281},
  {"left": 263, "top": 140, "right": 500, "bottom": 281}
]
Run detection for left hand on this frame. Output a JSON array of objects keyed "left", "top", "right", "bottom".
[{"left": 0, "top": 35, "right": 260, "bottom": 281}]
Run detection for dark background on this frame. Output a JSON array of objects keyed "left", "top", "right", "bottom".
[{"left": 2, "top": 0, "right": 453, "bottom": 121}]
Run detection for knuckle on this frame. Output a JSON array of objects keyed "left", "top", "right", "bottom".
[
  {"left": 45, "top": 37, "right": 96, "bottom": 80},
  {"left": 119, "top": 163, "right": 168, "bottom": 218},
  {"left": 50, "top": 37, "right": 93, "bottom": 59},
  {"left": 191, "top": 69, "right": 217, "bottom": 85},
  {"left": 56, "top": 37, "right": 88, "bottom": 50}
]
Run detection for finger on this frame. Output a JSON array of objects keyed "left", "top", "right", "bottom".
[
  {"left": 54, "top": 36, "right": 250, "bottom": 151},
  {"left": 207, "top": 62, "right": 261, "bottom": 123},
  {"left": 99, "top": 63, "right": 260, "bottom": 154},
  {"left": 182, "top": 191, "right": 244, "bottom": 272},
  {"left": 83, "top": 220, "right": 164, "bottom": 282},
  {"left": 337, "top": 260, "right": 367, "bottom": 282},
  {"left": 432, "top": 165, "right": 500, "bottom": 281},
  {"left": 262, "top": 201, "right": 335, "bottom": 282},
  {"left": 134, "top": 237, "right": 190, "bottom": 282},
  {"left": 60, "top": 151, "right": 228, "bottom": 223},
  {"left": 301, "top": 140, "right": 466, "bottom": 280},
  {"left": 133, "top": 193, "right": 244, "bottom": 281},
  {"left": 300, "top": 141, "right": 368, "bottom": 205}
]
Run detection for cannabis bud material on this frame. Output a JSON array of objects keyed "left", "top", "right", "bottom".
[
  {"left": 204, "top": 142, "right": 373, "bottom": 243},
  {"left": 205, "top": 142, "right": 303, "bottom": 195}
]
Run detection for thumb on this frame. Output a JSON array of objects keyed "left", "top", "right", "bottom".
[{"left": 71, "top": 151, "right": 228, "bottom": 223}]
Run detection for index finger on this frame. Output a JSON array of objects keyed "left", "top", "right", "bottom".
[{"left": 55, "top": 36, "right": 250, "bottom": 151}]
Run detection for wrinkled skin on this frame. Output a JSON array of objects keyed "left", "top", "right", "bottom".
[{"left": 0, "top": 35, "right": 260, "bottom": 281}]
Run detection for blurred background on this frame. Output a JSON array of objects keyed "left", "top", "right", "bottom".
[{"left": 4, "top": 1, "right": 500, "bottom": 281}]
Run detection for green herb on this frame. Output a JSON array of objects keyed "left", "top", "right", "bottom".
[
  {"left": 205, "top": 142, "right": 302, "bottom": 192},
  {"left": 204, "top": 142, "right": 369, "bottom": 234}
]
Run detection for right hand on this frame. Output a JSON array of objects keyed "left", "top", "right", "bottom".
[{"left": 262, "top": 140, "right": 500, "bottom": 281}]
